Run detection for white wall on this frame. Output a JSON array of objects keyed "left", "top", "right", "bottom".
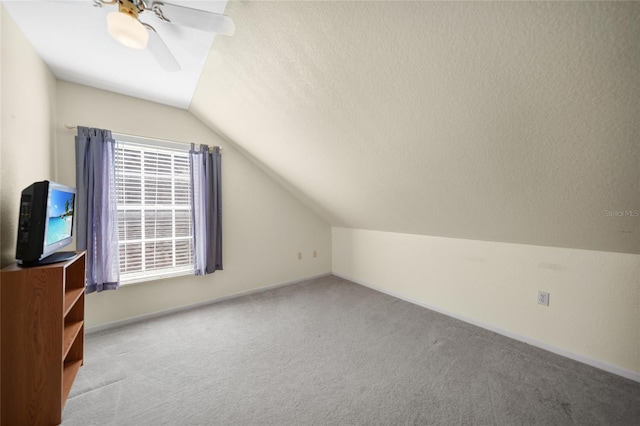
[
  {"left": 332, "top": 227, "right": 640, "bottom": 379},
  {"left": 54, "top": 81, "right": 331, "bottom": 328},
  {"left": 0, "top": 6, "right": 57, "bottom": 267}
]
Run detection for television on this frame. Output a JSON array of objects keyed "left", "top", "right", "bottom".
[{"left": 15, "top": 180, "right": 77, "bottom": 266}]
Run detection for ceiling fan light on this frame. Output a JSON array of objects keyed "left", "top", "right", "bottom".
[{"left": 107, "top": 11, "right": 149, "bottom": 50}]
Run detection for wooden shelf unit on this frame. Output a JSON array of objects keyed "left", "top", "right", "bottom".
[{"left": 1, "top": 251, "right": 86, "bottom": 426}]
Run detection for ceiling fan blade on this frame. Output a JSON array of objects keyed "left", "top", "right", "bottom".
[
  {"left": 149, "top": 1, "right": 235, "bottom": 36},
  {"left": 144, "top": 24, "right": 181, "bottom": 72}
]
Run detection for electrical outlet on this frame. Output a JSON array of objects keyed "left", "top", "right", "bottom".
[
  {"left": 297, "top": 252, "right": 302, "bottom": 260},
  {"left": 538, "top": 291, "right": 550, "bottom": 306}
]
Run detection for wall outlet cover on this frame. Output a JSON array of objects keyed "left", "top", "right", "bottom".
[{"left": 538, "top": 290, "right": 550, "bottom": 306}]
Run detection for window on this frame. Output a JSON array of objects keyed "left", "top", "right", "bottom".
[{"left": 114, "top": 135, "right": 193, "bottom": 283}]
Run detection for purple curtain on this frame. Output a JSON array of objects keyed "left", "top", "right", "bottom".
[
  {"left": 189, "top": 144, "right": 222, "bottom": 275},
  {"left": 75, "top": 127, "right": 120, "bottom": 293}
]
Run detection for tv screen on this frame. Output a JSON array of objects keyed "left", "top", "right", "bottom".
[
  {"left": 46, "top": 188, "right": 75, "bottom": 246},
  {"left": 16, "top": 181, "right": 77, "bottom": 266}
]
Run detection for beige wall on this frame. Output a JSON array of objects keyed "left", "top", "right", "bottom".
[
  {"left": 332, "top": 227, "right": 640, "bottom": 379},
  {"left": 54, "top": 81, "right": 331, "bottom": 328},
  {"left": 193, "top": 1, "right": 640, "bottom": 255},
  {"left": 0, "top": 9, "right": 331, "bottom": 327},
  {"left": 0, "top": 6, "right": 57, "bottom": 267}
]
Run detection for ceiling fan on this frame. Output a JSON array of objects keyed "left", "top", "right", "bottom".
[{"left": 95, "top": 0, "right": 235, "bottom": 72}]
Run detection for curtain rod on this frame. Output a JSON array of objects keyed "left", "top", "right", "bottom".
[{"left": 63, "top": 124, "right": 223, "bottom": 152}]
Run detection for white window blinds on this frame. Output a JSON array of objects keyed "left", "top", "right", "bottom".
[{"left": 114, "top": 138, "right": 193, "bottom": 283}]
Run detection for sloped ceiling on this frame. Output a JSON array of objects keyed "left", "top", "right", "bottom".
[
  {"left": 191, "top": 1, "right": 640, "bottom": 254},
  {"left": 2, "top": 0, "right": 227, "bottom": 108}
]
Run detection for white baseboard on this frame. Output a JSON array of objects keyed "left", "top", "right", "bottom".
[
  {"left": 86, "top": 272, "right": 331, "bottom": 334},
  {"left": 333, "top": 272, "right": 640, "bottom": 384}
]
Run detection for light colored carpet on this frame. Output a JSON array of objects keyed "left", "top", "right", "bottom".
[{"left": 64, "top": 275, "right": 640, "bottom": 425}]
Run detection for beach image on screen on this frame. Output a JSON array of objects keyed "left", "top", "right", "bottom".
[{"left": 47, "top": 189, "right": 74, "bottom": 245}]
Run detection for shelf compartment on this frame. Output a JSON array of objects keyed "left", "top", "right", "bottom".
[
  {"left": 64, "top": 253, "right": 85, "bottom": 292},
  {"left": 63, "top": 321, "right": 83, "bottom": 360},
  {"left": 64, "top": 288, "right": 84, "bottom": 317},
  {"left": 62, "top": 360, "right": 82, "bottom": 408}
]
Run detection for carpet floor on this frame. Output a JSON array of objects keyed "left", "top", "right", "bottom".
[{"left": 64, "top": 275, "right": 640, "bottom": 425}]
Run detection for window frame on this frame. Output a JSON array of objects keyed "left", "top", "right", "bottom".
[{"left": 113, "top": 133, "right": 194, "bottom": 285}]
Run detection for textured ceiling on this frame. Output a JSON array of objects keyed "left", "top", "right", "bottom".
[{"left": 191, "top": 1, "right": 640, "bottom": 254}]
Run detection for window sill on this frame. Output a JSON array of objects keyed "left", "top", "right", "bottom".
[{"left": 120, "top": 268, "right": 193, "bottom": 286}]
